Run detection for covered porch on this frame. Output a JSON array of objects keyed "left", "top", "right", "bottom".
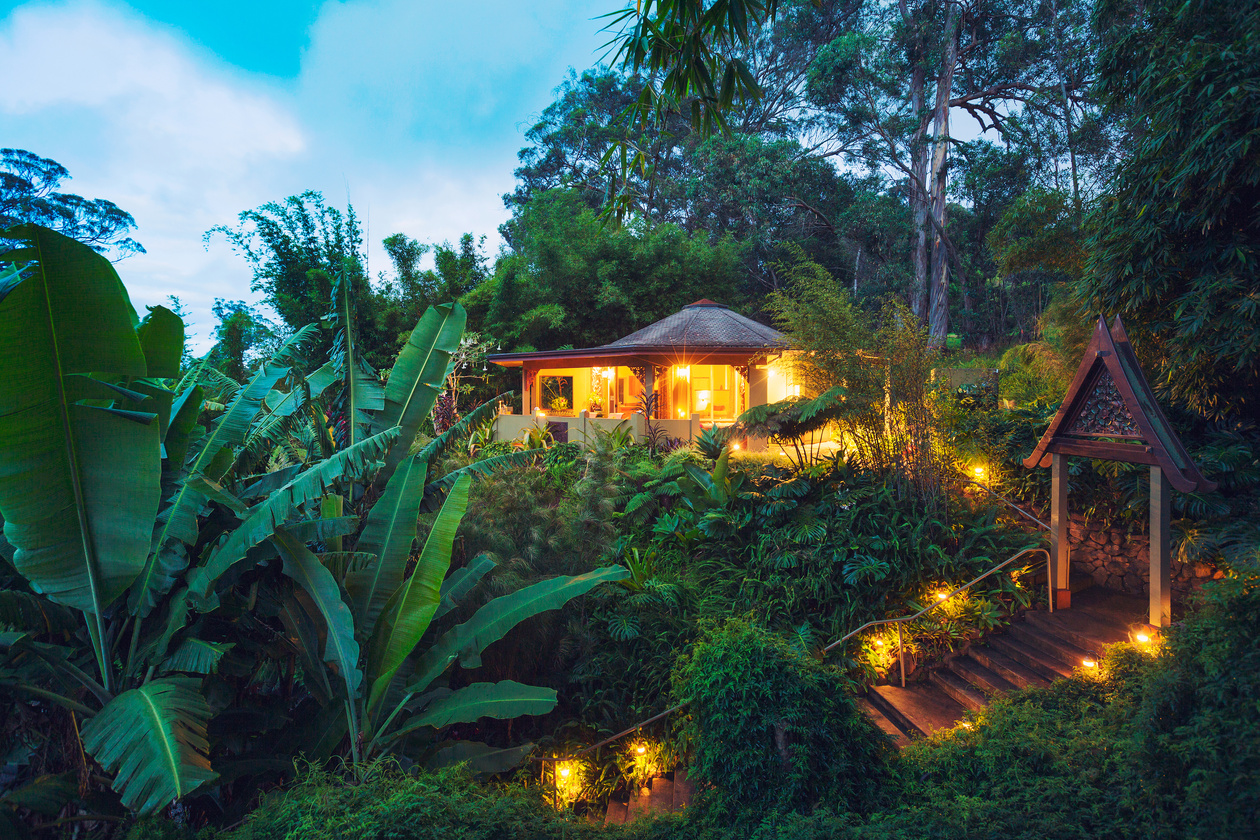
[{"left": 487, "top": 300, "right": 796, "bottom": 448}]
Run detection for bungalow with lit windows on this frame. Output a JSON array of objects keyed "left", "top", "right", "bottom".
[{"left": 487, "top": 300, "right": 798, "bottom": 450}]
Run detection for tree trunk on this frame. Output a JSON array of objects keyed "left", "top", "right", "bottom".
[
  {"left": 927, "top": 4, "right": 959, "bottom": 349},
  {"left": 910, "top": 61, "right": 929, "bottom": 324}
]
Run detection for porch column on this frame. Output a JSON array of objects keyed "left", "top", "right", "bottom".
[
  {"left": 1051, "top": 453, "right": 1071, "bottom": 609},
  {"left": 747, "top": 364, "right": 769, "bottom": 452},
  {"left": 1150, "top": 466, "right": 1171, "bottom": 627},
  {"left": 642, "top": 365, "right": 655, "bottom": 417},
  {"left": 521, "top": 367, "right": 532, "bottom": 414}
]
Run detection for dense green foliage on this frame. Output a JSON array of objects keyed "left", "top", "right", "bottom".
[
  {"left": 672, "top": 618, "right": 893, "bottom": 815},
  {"left": 0, "top": 229, "right": 624, "bottom": 826},
  {"left": 1083, "top": 0, "right": 1260, "bottom": 420},
  {"left": 123, "top": 559, "right": 1260, "bottom": 840}
]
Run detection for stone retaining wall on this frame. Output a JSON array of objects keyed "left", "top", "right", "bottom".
[{"left": 1067, "top": 514, "right": 1222, "bottom": 597}]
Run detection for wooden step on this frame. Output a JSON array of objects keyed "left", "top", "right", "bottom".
[
  {"left": 604, "top": 799, "right": 628, "bottom": 825},
  {"left": 930, "top": 668, "right": 989, "bottom": 713},
  {"left": 949, "top": 656, "right": 1019, "bottom": 696},
  {"left": 672, "top": 769, "right": 693, "bottom": 810},
  {"left": 648, "top": 777, "right": 673, "bottom": 813},
  {"left": 967, "top": 644, "right": 1052, "bottom": 690},
  {"left": 624, "top": 786, "right": 652, "bottom": 822},
  {"left": 987, "top": 634, "right": 1074, "bottom": 680},
  {"left": 857, "top": 696, "right": 910, "bottom": 748},
  {"left": 1007, "top": 622, "right": 1094, "bottom": 669},
  {"left": 1024, "top": 609, "right": 1129, "bottom": 653},
  {"left": 867, "top": 683, "right": 966, "bottom": 737}
]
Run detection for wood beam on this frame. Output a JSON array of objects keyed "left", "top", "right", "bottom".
[
  {"left": 1051, "top": 453, "right": 1071, "bottom": 609},
  {"left": 1150, "top": 466, "right": 1172, "bottom": 626}
]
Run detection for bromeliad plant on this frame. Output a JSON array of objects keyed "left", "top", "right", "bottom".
[{"left": 0, "top": 225, "right": 626, "bottom": 818}]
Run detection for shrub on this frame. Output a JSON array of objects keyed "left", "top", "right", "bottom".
[{"left": 671, "top": 618, "right": 894, "bottom": 817}]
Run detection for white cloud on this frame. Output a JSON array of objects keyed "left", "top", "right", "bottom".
[{"left": 1, "top": 0, "right": 608, "bottom": 350}]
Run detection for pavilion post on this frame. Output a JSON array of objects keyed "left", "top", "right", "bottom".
[
  {"left": 1150, "top": 466, "right": 1172, "bottom": 627},
  {"left": 642, "top": 366, "right": 655, "bottom": 417},
  {"left": 521, "top": 369, "right": 532, "bottom": 414},
  {"left": 1051, "top": 453, "right": 1071, "bottom": 609}
]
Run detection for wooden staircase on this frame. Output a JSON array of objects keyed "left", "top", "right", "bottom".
[
  {"left": 603, "top": 770, "right": 694, "bottom": 824},
  {"left": 863, "top": 588, "right": 1148, "bottom": 740}
]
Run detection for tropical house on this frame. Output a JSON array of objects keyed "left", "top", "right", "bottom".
[{"left": 487, "top": 300, "right": 796, "bottom": 449}]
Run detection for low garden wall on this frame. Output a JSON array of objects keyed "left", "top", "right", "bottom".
[{"left": 1068, "top": 514, "right": 1222, "bottom": 597}]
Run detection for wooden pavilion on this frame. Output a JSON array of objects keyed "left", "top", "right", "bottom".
[{"left": 1023, "top": 315, "right": 1216, "bottom": 626}]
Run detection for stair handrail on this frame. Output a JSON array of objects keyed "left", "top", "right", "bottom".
[
  {"left": 959, "top": 477, "right": 1050, "bottom": 532},
  {"left": 821, "top": 546, "right": 1054, "bottom": 688}
]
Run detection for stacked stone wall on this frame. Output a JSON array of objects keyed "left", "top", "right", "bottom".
[{"left": 1067, "top": 514, "right": 1222, "bottom": 597}]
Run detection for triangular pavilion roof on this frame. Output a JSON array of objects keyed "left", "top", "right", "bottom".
[{"left": 1022, "top": 315, "right": 1216, "bottom": 493}]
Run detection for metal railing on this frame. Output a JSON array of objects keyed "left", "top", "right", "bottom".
[
  {"left": 959, "top": 477, "right": 1050, "bottom": 532},
  {"left": 821, "top": 545, "right": 1054, "bottom": 687}
]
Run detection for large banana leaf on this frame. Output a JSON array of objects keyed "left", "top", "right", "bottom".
[
  {"left": 433, "top": 553, "right": 496, "bottom": 622},
  {"left": 365, "top": 474, "right": 470, "bottom": 716},
  {"left": 426, "top": 740, "right": 535, "bottom": 774},
  {"left": 272, "top": 528, "right": 362, "bottom": 703},
  {"left": 373, "top": 303, "right": 465, "bottom": 486},
  {"left": 347, "top": 452, "right": 428, "bottom": 634},
  {"left": 161, "top": 638, "right": 234, "bottom": 674},
  {"left": 0, "top": 226, "right": 161, "bottom": 617},
  {"left": 187, "top": 427, "right": 399, "bottom": 599},
  {"left": 151, "top": 366, "right": 287, "bottom": 559},
  {"left": 0, "top": 590, "right": 80, "bottom": 634},
  {"left": 136, "top": 305, "right": 185, "bottom": 380},
  {"left": 80, "top": 677, "right": 217, "bottom": 814},
  {"left": 387, "top": 681, "right": 556, "bottom": 742},
  {"left": 407, "top": 565, "right": 630, "bottom": 694}
]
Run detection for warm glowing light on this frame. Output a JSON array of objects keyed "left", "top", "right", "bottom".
[
  {"left": 731, "top": 443, "right": 741, "bottom": 451},
  {"left": 1135, "top": 633, "right": 1150, "bottom": 644},
  {"left": 874, "top": 639, "right": 884, "bottom": 647},
  {"left": 677, "top": 409, "right": 686, "bottom": 418},
  {"left": 674, "top": 365, "right": 691, "bottom": 382},
  {"left": 936, "top": 592, "right": 949, "bottom": 601},
  {"left": 696, "top": 389, "right": 711, "bottom": 410},
  {"left": 559, "top": 767, "right": 571, "bottom": 778},
  {"left": 603, "top": 367, "right": 616, "bottom": 380},
  {"left": 791, "top": 384, "right": 801, "bottom": 397},
  {"left": 1082, "top": 658, "right": 1097, "bottom": 668},
  {"left": 973, "top": 466, "right": 985, "bottom": 477},
  {"left": 635, "top": 745, "right": 646, "bottom": 755}
]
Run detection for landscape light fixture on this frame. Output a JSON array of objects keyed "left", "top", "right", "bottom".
[
  {"left": 936, "top": 592, "right": 949, "bottom": 601},
  {"left": 1082, "top": 658, "right": 1097, "bottom": 668},
  {"left": 1135, "top": 633, "right": 1151, "bottom": 644},
  {"left": 636, "top": 745, "right": 647, "bottom": 755}
]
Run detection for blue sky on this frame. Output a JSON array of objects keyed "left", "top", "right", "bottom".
[{"left": 1, "top": 0, "right": 618, "bottom": 348}]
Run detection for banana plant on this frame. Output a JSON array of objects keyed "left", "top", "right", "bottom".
[{"left": 1, "top": 226, "right": 627, "bottom": 817}]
